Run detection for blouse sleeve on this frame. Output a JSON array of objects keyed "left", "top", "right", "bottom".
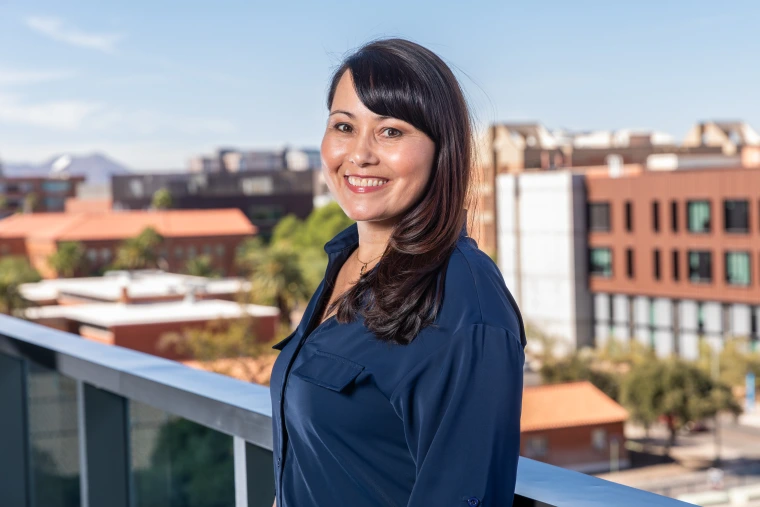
[{"left": 390, "top": 323, "right": 525, "bottom": 507}]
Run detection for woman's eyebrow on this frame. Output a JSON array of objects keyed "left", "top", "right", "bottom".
[
  {"left": 328, "top": 110, "right": 394, "bottom": 121},
  {"left": 329, "top": 110, "right": 354, "bottom": 117}
]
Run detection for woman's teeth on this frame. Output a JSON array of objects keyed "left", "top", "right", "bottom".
[{"left": 347, "top": 176, "right": 389, "bottom": 187}]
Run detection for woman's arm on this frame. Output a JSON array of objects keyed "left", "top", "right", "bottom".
[{"left": 390, "top": 322, "right": 525, "bottom": 506}]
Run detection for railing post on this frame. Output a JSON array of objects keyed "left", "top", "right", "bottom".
[
  {"left": 79, "top": 382, "right": 132, "bottom": 507},
  {"left": 0, "top": 353, "right": 32, "bottom": 507},
  {"left": 234, "top": 436, "right": 275, "bottom": 507}
]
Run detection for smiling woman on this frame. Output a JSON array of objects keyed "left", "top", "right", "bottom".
[{"left": 270, "top": 37, "right": 526, "bottom": 507}]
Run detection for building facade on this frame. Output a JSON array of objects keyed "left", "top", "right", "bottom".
[
  {"left": 0, "top": 175, "right": 84, "bottom": 213},
  {"left": 111, "top": 170, "right": 316, "bottom": 239}
]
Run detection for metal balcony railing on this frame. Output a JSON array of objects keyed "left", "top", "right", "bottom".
[{"left": 0, "top": 314, "right": 690, "bottom": 507}]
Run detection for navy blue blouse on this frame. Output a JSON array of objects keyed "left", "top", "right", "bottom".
[{"left": 269, "top": 222, "right": 526, "bottom": 507}]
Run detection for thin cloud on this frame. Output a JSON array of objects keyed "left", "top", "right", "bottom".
[
  {"left": 25, "top": 16, "right": 123, "bottom": 53},
  {"left": 0, "top": 92, "right": 103, "bottom": 130},
  {"left": 0, "top": 68, "right": 75, "bottom": 86}
]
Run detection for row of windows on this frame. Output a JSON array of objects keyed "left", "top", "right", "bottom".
[
  {"left": 85, "top": 244, "right": 227, "bottom": 263},
  {"left": 590, "top": 248, "right": 753, "bottom": 286},
  {"left": 589, "top": 199, "right": 754, "bottom": 234}
]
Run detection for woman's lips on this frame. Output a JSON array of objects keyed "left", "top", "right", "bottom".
[{"left": 344, "top": 175, "right": 389, "bottom": 194}]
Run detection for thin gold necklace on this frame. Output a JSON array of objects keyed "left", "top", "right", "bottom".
[{"left": 355, "top": 248, "right": 383, "bottom": 276}]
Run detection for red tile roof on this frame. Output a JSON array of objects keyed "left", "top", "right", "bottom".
[
  {"left": 0, "top": 209, "right": 256, "bottom": 241},
  {"left": 521, "top": 380, "right": 629, "bottom": 432}
]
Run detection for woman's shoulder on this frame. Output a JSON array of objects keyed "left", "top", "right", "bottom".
[{"left": 440, "top": 235, "right": 524, "bottom": 343}]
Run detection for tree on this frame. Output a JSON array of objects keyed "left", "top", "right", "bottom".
[
  {"left": 621, "top": 357, "right": 742, "bottom": 450},
  {"left": 158, "top": 312, "right": 281, "bottom": 383},
  {"left": 0, "top": 256, "right": 42, "bottom": 315},
  {"left": 237, "top": 240, "right": 310, "bottom": 326},
  {"left": 185, "top": 254, "right": 220, "bottom": 278},
  {"left": 112, "top": 227, "right": 164, "bottom": 270},
  {"left": 47, "top": 241, "right": 88, "bottom": 278},
  {"left": 23, "top": 192, "right": 39, "bottom": 213},
  {"left": 151, "top": 188, "right": 173, "bottom": 210},
  {"left": 540, "top": 347, "right": 622, "bottom": 402}
]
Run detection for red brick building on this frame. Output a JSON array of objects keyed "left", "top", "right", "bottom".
[
  {"left": 521, "top": 381, "right": 629, "bottom": 473},
  {"left": 0, "top": 208, "right": 256, "bottom": 278}
]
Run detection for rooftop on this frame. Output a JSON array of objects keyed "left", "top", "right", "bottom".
[
  {"left": 19, "top": 269, "right": 251, "bottom": 303},
  {"left": 521, "top": 380, "right": 629, "bottom": 432},
  {"left": 23, "top": 298, "right": 279, "bottom": 327},
  {"left": 0, "top": 208, "right": 256, "bottom": 241}
]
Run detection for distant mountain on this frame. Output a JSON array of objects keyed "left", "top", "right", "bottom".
[{"left": 3, "top": 153, "right": 132, "bottom": 184}]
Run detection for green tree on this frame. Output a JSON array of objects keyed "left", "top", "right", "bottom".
[
  {"left": 151, "top": 188, "right": 173, "bottom": 209},
  {"left": 112, "top": 227, "right": 164, "bottom": 270},
  {"left": 0, "top": 256, "right": 42, "bottom": 315},
  {"left": 237, "top": 239, "right": 310, "bottom": 326},
  {"left": 540, "top": 347, "right": 622, "bottom": 402},
  {"left": 158, "top": 313, "right": 282, "bottom": 380},
  {"left": 621, "top": 358, "right": 742, "bottom": 449},
  {"left": 184, "top": 254, "right": 220, "bottom": 278},
  {"left": 47, "top": 241, "right": 88, "bottom": 278}
]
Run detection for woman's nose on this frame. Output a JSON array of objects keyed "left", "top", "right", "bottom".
[{"left": 349, "top": 132, "right": 379, "bottom": 167}]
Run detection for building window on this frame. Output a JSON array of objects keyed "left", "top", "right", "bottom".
[
  {"left": 625, "top": 201, "right": 633, "bottom": 232},
  {"left": 688, "top": 250, "right": 712, "bottom": 283},
  {"left": 724, "top": 199, "right": 749, "bottom": 233},
  {"left": 652, "top": 201, "right": 660, "bottom": 232},
  {"left": 726, "top": 251, "right": 751, "bottom": 286},
  {"left": 41, "top": 181, "right": 71, "bottom": 193},
  {"left": 525, "top": 436, "right": 548, "bottom": 458},
  {"left": 591, "top": 428, "right": 607, "bottom": 451},
  {"left": 86, "top": 249, "right": 98, "bottom": 263},
  {"left": 100, "top": 248, "right": 111, "bottom": 262},
  {"left": 672, "top": 250, "right": 680, "bottom": 281},
  {"left": 590, "top": 248, "right": 613, "bottom": 277},
  {"left": 203, "top": 244, "right": 212, "bottom": 256},
  {"left": 687, "top": 200, "right": 711, "bottom": 233},
  {"left": 216, "top": 244, "right": 226, "bottom": 257},
  {"left": 174, "top": 246, "right": 184, "bottom": 259},
  {"left": 653, "top": 249, "right": 661, "bottom": 280},
  {"left": 588, "top": 202, "right": 611, "bottom": 232},
  {"left": 671, "top": 200, "right": 679, "bottom": 232},
  {"left": 187, "top": 245, "right": 197, "bottom": 258},
  {"left": 626, "top": 248, "right": 634, "bottom": 279},
  {"left": 697, "top": 302, "right": 705, "bottom": 334}
]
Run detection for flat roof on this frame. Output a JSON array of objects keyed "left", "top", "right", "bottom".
[
  {"left": 24, "top": 299, "right": 279, "bottom": 327},
  {"left": 20, "top": 270, "right": 251, "bottom": 302}
]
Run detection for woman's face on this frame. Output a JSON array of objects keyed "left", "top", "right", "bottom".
[{"left": 321, "top": 71, "right": 436, "bottom": 225}]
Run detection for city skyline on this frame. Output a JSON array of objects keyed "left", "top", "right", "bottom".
[{"left": 1, "top": 0, "right": 759, "bottom": 170}]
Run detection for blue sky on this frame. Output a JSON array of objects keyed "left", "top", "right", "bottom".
[{"left": 1, "top": 1, "right": 758, "bottom": 170}]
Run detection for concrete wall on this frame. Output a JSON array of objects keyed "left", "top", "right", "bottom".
[{"left": 497, "top": 172, "right": 592, "bottom": 354}]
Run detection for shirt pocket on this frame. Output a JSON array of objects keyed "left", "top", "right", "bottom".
[{"left": 291, "top": 349, "right": 365, "bottom": 392}]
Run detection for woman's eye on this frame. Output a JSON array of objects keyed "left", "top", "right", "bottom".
[
  {"left": 334, "top": 123, "right": 352, "bottom": 133},
  {"left": 383, "top": 127, "right": 401, "bottom": 138}
]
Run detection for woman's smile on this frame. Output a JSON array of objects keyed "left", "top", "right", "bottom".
[{"left": 344, "top": 175, "right": 390, "bottom": 193}]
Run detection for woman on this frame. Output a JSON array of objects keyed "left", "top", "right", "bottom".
[{"left": 270, "top": 37, "right": 526, "bottom": 507}]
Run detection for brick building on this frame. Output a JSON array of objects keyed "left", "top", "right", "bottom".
[
  {"left": 521, "top": 381, "right": 629, "bottom": 473},
  {"left": 0, "top": 175, "right": 85, "bottom": 213},
  {"left": 0, "top": 208, "right": 256, "bottom": 278}
]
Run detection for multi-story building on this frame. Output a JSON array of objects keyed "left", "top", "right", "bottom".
[
  {"left": 0, "top": 208, "right": 256, "bottom": 278},
  {"left": 112, "top": 170, "right": 317, "bottom": 239},
  {"left": 587, "top": 167, "right": 760, "bottom": 359},
  {"left": 189, "top": 147, "right": 321, "bottom": 173},
  {"left": 497, "top": 164, "right": 760, "bottom": 359},
  {"left": 0, "top": 175, "right": 85, "bottom": 213}
]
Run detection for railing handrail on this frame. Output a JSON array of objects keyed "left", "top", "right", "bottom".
[
  {"left": 0, "top": 313, "right": 692, "bottom": 506},
  {"left": 0, "top": 313, "right": 273, "bottom": 450}
]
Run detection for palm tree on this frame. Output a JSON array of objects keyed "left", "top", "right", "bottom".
[
  {"left": 241, "top": 242, "right": 310, "bottom": 325},
  {"left": 113, "top": 227, "right": 164, "bottom": 270},
  {"left": 185, "top": 254, "right": 220, "bottom": 278},
  {"left": 0, "top": 256, "right": 41, "bottom": 315},
  {"left": 48, "top": 241, "right": 88, "bottom": 278}
]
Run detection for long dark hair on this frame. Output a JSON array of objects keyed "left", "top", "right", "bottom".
[{"left": 324, "top": 38, "right": 476, "bottom": 345}]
